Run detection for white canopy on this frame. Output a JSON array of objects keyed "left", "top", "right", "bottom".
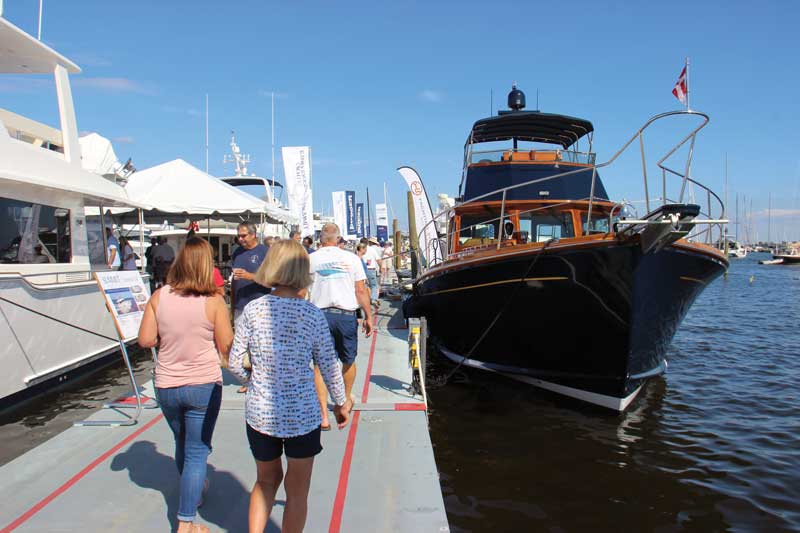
[
  {"left": 123, "top": 159, "right": 296, "bottom": 224},
  {"left": 79, "top": 133, "right": 123, "bottom": 177}
]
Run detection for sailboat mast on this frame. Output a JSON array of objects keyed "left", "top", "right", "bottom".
[
  {"left": 768, "top": 192, "right": 772, "bottom": 246},
  {"left": 271, "top": 92, "right": 276, "bottom": 193},
  {"left": 205, "top": 94, "right": 209, "bottom": 174},
  {"left": 366, "top": 187, "right": 372, "bottom": 238}
]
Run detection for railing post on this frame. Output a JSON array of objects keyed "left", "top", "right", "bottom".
[
  {"left": 678, "top": 135, "right": 696, "bottom": 203},
  {"left": 497, "top": 190, "right": 506, "bottom": 250},
  {"left": 586, "top": 166, "right": 597, "bottom": 233},
  {"left": 639, "top": 134, "right": 650, "bottom": 214}
]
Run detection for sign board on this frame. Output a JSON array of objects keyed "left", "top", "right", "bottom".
[
  {"left": 94, "top": 270, "right": 151, "bottom": 342},
  {"left": 356, "top": 203, "right": 365, "bottom": 238},
  {"left": 345, "top": 190, "right": 357, "bottom": 239},
  {"left": 375, "top": 202, "right": 388, "bottom": 243},
  {"left": 332, "top": 191, "right": 347, "bottom": 235},
  {"left": 281, "top": 146, "right": 315, "bottom": 237}
]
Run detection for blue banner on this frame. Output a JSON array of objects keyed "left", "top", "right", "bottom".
[
  {"left": 356, "top": 203, "right": 365, "bottom": 238},
  {"left": 377, "top": 225, "right": 388, "bottom": 243},
  {"left": 345, "top": 190, "right": 357, "bottom": 237}
]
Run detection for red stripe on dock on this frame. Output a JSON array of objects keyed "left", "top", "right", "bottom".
[
  {"left": 394, "top": 403, "right": 426, "bottom": 411},
  {"left": 329, "top": 315, "right": 380, "bottom": 533},
  {"left": 1, "top": 413, "right": 164, "bottom": 533}
]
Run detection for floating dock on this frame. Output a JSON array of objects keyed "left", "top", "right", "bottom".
[{"left": 0, "top": 301, "right": 448, "bottom": 532}]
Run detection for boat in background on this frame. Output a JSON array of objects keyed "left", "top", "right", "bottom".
[
  {"left": 728, "top": 240, "right": 748, "bottom": 259},
  {"left": 773, "top": 243, "right": 800, "bottom": 264},
  {"left": 220, "top": 132, "right": 291, "bottom": 239},
  {"left": 0, "top": 16, "right": 146, "bottom": 405},
  {"left": 404, "top": 86, "right": 729, "bottom": 410}
]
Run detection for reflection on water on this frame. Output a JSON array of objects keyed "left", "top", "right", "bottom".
[
  {"left": 0, "top": 347, "right": 154, "bottom": 466},
  {"left": 428, "top": 255, "right": 800, "bottom": 531}
]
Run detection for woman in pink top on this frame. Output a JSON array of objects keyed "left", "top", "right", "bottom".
[{"left": 139, "top": 237, "right": 233, "bottom": 533}]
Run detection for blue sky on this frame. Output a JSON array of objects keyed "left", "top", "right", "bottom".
[{"left": 3, "top": 0, "right": 799, "bottom": 240}]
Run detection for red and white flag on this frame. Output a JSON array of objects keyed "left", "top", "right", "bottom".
[{"left": 672, "top": 65, "right": 688, "bottom": 106}]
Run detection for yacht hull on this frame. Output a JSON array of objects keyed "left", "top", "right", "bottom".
[
  {"left": 406, "top": 240, "right": 726, "bottom": 410},
  {"left": 0, "top": 275, "right": 126, "bottom": 406}
]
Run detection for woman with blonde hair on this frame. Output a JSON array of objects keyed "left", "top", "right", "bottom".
[
  {"left": 228, "top": 239, "right": 350, "bottom": 533},
  {"left": 139, "top": 237, "right": 233, "bottom": 533}
]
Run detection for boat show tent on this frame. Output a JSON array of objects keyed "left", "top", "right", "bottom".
[{"left": 118, "top": 159, "right": 297, "bottom": 225}]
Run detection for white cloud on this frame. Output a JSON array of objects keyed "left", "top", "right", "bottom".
[
  {"left": 419, "top": 89, "right": 443, "bottom": 103},
  {"left": 162, "top": 105, "right": 201, "bottom": 117},
  {"left": 0, "top": 77, "right": 51, "bottom": 92},
  {"left": 258, "top": 89, "right": 289, "bottom": 99},
  {"left": 72, "top": 77, "right": 155, "bottom": 95}
]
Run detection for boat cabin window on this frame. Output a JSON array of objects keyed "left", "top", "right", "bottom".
[
  {"left": 459, "top": 214, "right": 498, "bottom": 246},
  {"left": 85, "top": 213, "right": 109, "bottom": 268},
  {"left": 518, "top": 211, "right": 574, "bottom": 243},
  {"left": 581, "top": 213, "right": 614, "bottom": 234},
  {"left": 0, "top": 198, "right": 71, "bottom": 264}
]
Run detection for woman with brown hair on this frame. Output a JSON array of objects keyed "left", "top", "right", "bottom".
[
  {"left": 228, "top": 239, "right": 350, "bottom": 533},
  {"left": 138, "top": 237, "right": 233, "bottom": 533}
]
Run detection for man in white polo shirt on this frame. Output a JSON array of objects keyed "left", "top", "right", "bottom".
[{"left": 309, "top": 223, "right": 373, "bottom": 430}]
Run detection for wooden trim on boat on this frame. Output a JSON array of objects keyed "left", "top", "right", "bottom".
[
  {"left": 424, "top": 276, "right": 569, "bottom": 296},
  {"left": 417, "top": 235, "right": 728, "bottom": 286}
]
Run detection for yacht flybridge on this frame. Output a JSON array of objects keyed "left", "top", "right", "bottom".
[
  {"left": 405, "top": 86, "right": 729, "bottom": 410},
  {"left": 0, "top": 16, "right": 147, "bottom": 404}
]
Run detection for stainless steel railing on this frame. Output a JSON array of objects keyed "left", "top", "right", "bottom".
[{"left": 411, "top": 110, "right": 726, "bottom": 277}]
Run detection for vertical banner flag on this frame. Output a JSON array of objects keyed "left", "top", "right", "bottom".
[
  {"left": 281, "top": 146, "right": 314, "bottom": 237},
  {"left": 375, "top": 203, "right": 388, "bottom": 243},
  {"left": 332, "top": 191, "right": 347, "bottom": 235},
  {"left": 345, "top": 190, "right": 357, "bottom": 239},
  {"left": 356, "top": 203, "right": 365, "bottom": 238},
  {"left": 672, "top": 63, "right": 688, "bottom": 107},
  {"left": 397, "top": 166, "right": 443, "bottom": 266}
]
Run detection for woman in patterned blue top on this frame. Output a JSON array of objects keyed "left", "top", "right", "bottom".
[{"left": 229, "top": 239, "right": 350, "bottom": 533}]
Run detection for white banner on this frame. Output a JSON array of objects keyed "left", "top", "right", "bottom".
[
  {"left": 95, "top": 270, "right": 151, "bottom": 341},
  {"left": 332, "top": 191, "right": 347, "bottom": 237},
  {"left": 281, "top": 146, "right": 314, "bottom": 238},
  {"left": 375, "top": 203, "right": 388, "bottom": 227},
  {"left": 397, "top": 166, "right": 443, "bottom": 266}
]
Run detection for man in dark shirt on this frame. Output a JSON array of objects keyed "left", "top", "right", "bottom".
[
  {"left": 231, "top": 222, "right": 269, "bottom": 394},
  {"left": 231, "top": 222, "right": 270, "bottom": 322}
]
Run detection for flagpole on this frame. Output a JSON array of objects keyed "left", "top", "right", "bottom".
[{"left": 685, "top": 57, "right": 690, "bottom": 111}]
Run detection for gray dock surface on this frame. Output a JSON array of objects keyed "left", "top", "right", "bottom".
[{"left": 0, "top": 301, "right": 448, "bottom": 532}]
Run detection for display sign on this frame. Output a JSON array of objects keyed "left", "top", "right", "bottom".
[
  {"left": 356, "top": 203, "right": 365, "bottom": 238},
  {"left": 281, "top": 146, "right": 315, "bottom": 238},
  {"left": 332, "top": 191, "right": 347, "bottom": 235},
  {"left": 375, "top": 203, "right": 388, "bottom": 244},
  {"left": 94, "top": 270, "right": 151, "bottom": 341},
  {"left": 345, "top": 190, "right": 357, "bottom": 238}
]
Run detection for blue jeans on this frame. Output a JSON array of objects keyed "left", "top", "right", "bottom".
[
  {"left": 156, "top": 383, "right": 222, "bottom": 522},
  {"left": 366, "top": 269, "right": 379, "bottom": 301}
]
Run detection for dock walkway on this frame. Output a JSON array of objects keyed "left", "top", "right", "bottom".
[{"left": 0, "top": 302, "right": 449, "bottom": 532}]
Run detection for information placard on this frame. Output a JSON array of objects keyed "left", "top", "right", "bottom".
[{"left": 94, "top": 270, "right": 151, "bottom": 341}]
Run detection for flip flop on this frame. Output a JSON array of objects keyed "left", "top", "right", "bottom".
[
  {"left": 320, "top": 423, "right": 331, "bottom": 431},
  {"left": 237, "top": 386, "right": 247, "bottom": 394}
]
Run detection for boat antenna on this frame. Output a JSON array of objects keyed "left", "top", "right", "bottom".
[
  {"left": 271, "top": 91, "right": 276, "bottom": 194},
  {"left": 205, "top": 94, "right": 209, "bottom": 173},
  {"left": 38, "top": 0, "right": 44, "bottom": 40}
]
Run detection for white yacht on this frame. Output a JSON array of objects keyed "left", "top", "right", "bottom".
[
  {"left": 728, "top": 240, "right": 748, "bottom": 259},
  {"left": 0, "top": 16, "right": 145, "bottom": 404},
  {"left": 220, "top": 131, "right": 292, "bottom": 239}
]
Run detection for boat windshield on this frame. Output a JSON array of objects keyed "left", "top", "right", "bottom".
[
  {"left": 519, "top": 211, "right": 575, "bottom": 244},
  {"left": 581, "top": 213, "right": 618, "bottom": 234},
  {"left": 459, "top": 212, "right": 500, "bottom": 246}
]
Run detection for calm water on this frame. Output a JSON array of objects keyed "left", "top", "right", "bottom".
[
  {"left": 0, "top": 347, "right": 155, "bottom": 466},
  {"left": 427, "top": 253, "right": 800, "bottom": 532}
]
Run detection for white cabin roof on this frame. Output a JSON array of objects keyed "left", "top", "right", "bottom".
[{"left": 0, "top": 17, "right": 80, "bottom": 74}]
